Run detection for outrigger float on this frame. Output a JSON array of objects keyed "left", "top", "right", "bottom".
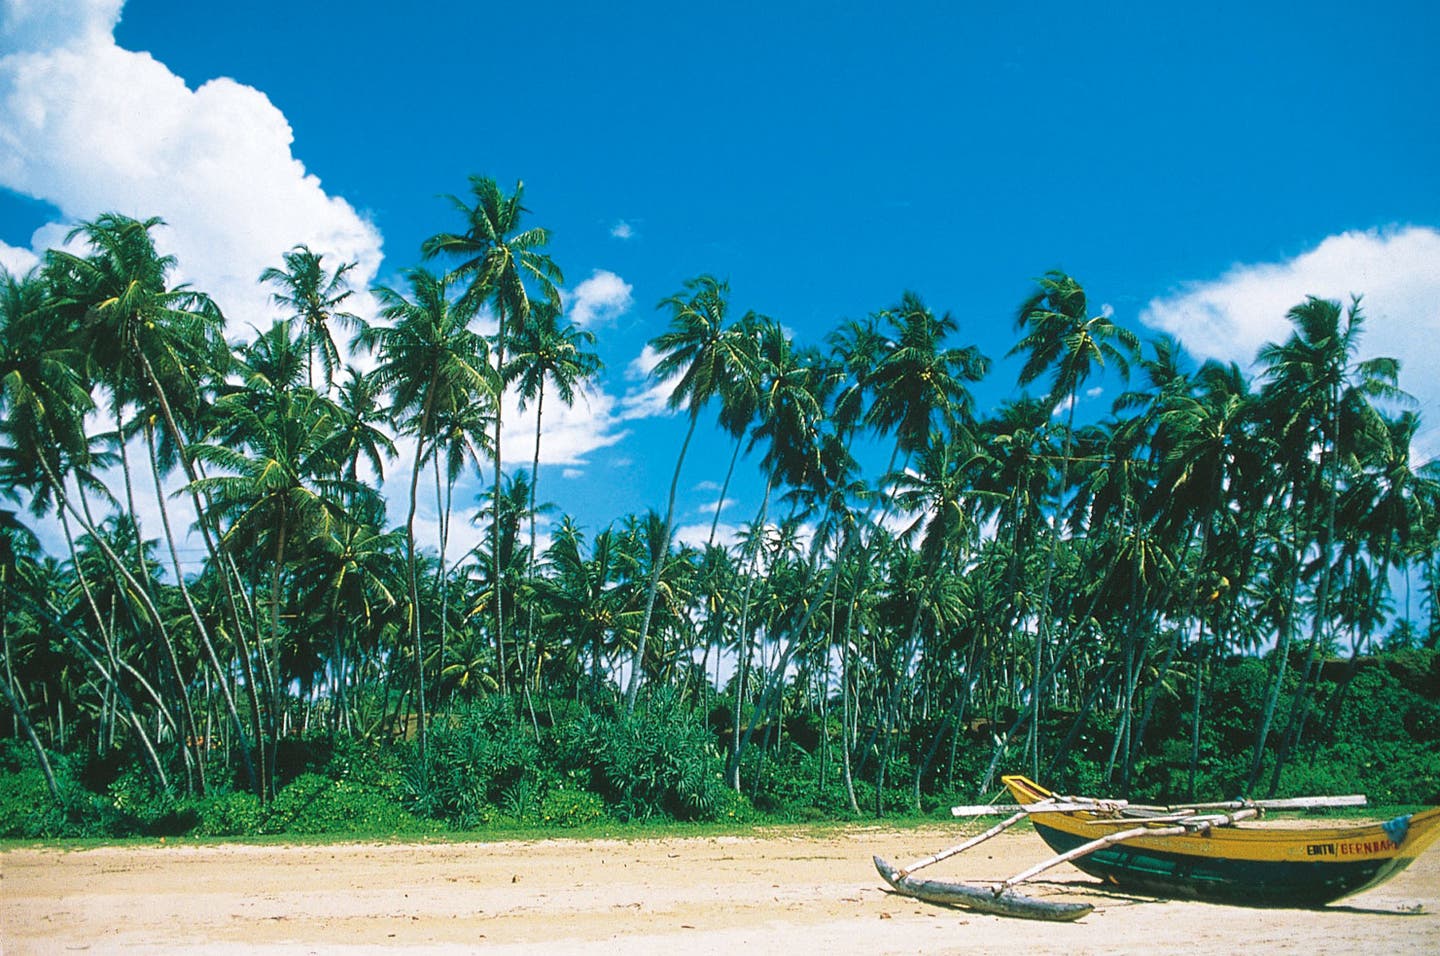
[{"left": 874, "top": 775, "right": 1440, "bottom": 922}]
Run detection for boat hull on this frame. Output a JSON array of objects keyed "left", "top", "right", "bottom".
[
  {"left": 1004, "top": 775, "right": 1440, "bottom": 907},
  {"left": 1031, "top": 819, "right": 1405, "bottom": 905}
]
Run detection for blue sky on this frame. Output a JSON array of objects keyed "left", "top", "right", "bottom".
[{"left": 3, "top": 0, "right": 1439, "bottom": 564}]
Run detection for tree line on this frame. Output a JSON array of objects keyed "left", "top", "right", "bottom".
[{"left": 3, "top": 176, "right": 1439, "bottom": 835}]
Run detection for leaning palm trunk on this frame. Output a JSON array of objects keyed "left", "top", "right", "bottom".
[
  {"left": 144, "top": 421, "right": 258, "bottom": 795},
  {"left": 873, "top": 569, "right": 950, "bottom": 813},
  {"left": 1027, "top": 404, "right": 1077, "bottom": 779},
  {"left": 738, "top": 443, "right": 908, "bottom": 788},
  {"left": 111, "top": 400, "right": 204, "bottom": 792},
  {"left": 404, "top": 430, "right": 430, "bottom": 764},
  {"left": 38, "top": 451, "right": 203, "bottom": 792},
  {"left": 491, "top": 305, "right": 510, "bottom": 697},
  {"left": 61, "top": 501, "right": 180, "bottom": 761},
  {"left": 137, "top": 350, "right": 274, "bottom": 797},
  {"left": 0, "top": 676, "right": 58, "bottom": 799},
  {"left": 726, "top": 476, "right": 777, "bottom": 789},
  {"left": 432, "top": 454, "right": 451, "bottom": 716},
  {"left": 626, "top": 410, "right": 700, "bottom": 713},
  {"left": 516, "top": 385, "right": 545, "bottom": 738},
  {"left": 1246, "top": 496, "right": 1303, "bottom": 792},
  {"left": 1269, "top": 429, "right": 1341, "bottom": 797},
  {"left": 732, "top": 512, "right": 856, "bottom": 785}
]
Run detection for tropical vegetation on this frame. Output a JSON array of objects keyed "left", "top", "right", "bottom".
[{"left": 3, "top": 180, "right": 1439, "bottom": 838}]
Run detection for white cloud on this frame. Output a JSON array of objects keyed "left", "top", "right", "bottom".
[
  {"left": 617, "top": 344, "right": 681, "bottom": 420},
  {"left": 674, "top": 521, "right": 738, "bottom": 550},
  {"left": 410, "top": 507, "right": 488, "bottom": 568},
  {"left": 500, "top": 381, "right": 629, "bottom": 467},
  {"left": 610, "top": 220, "right": 634, "bottom": 240},
  {"left": 1140, "top": 225, "right": 1440, "bottom": 458},
  {"left": 695, "top": 496, "right": 736, "bottom": 517},
  {"left": 566, "top": 269, "right": 633, "bottom": 328},
  {"left": 1, "top": 0, "right": 119, "bottom": 52},
  {"left": 1140, "top": 226, "right": 1440, "bottom": 373},
  {"left": 0, "top": 238, "right": 37, "bottom": 273},
  {"left": 0, "top": 0, "right": 384, "bottom": 336},
  {"left": 561, "top": 468, "right": 584, "bottom": 480},
  {"left": 627, "top": 344, "right": 663, "bottom": 379}
]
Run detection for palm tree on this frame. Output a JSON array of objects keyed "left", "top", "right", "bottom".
[
  {"left": 189, "top": 361, "right": 364, "bottom": 787},
  {"left": 726, "top": 321, "right": 827, "bottom": 783},
  {"left": 0, "top": 266, "right": 89, "bottom": 457},
  {"left": 45, "top": 213, "right": 236, "bottom": 794},
  {"left": 1152, "top": 359, "right": 1263, "bottom": 795},
  {"left": 0, "top": 310, "right": 190, "bottom": 792},
  {"left": 703, "top": 313, "right": 766, "bottom": 545},
  {"left": 627, "top": 275, "right": 758, "bottom": 712},
  {"left": 507, "top": 300, "right": 601, "bottom": 690},
  {"left": 1254, "top": 295, "right": 1406, "bottom": 794},
  {"left": 882, "top": 429, "right": 985, "bottom": 807},
  {"left": 1350, "top": 411, "right": 1438, "bottom": 647},
  {"left": 860, "top": 291, "right": 989, "bottom": 588},
  {"left": 422, "top": 176, "right": 562, "bottom": 670},
  {"left": 1009, "top": 271, "right": 1137, "bottom": 776},
  {"left": 332, "top": 366, "right": 397, "bottom": 487},
  {"left": 867, "top": 292, "right": 989, "bottom": 461},
  {"left": 423, "top": 397, "right": 494, "bottom": 711},
  {"left": 0, "top": 515, "right": 61, "bottom": 798},
  {"left": 538, "top": 518, "right": 642, "bottom": 699},
  {"left": 619, "top": 510, "right": 699, "bottom": 693},
  {"left": 293, "top": 519, "right": 405, "bottom": 733},
  {"left": 259, "top": 244, "right": 363, "bottom": 392},
  {"left": 358, "top": 268, "right": 493, "bottom": 760},
  {"left": 507, "top": 300, "right": 601, "bottom": 582}
]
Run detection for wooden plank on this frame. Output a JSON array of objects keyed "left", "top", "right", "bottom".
[{"left": 952, "top": 793, "right": 1366, "bottom": 818}]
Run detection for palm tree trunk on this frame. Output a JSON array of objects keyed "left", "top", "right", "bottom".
[
  {"left": 432, "top": 453, "right": 449, "bottom": 716},
  {"left": 59, "top": 505, "right": 179, "bottom": 766},
  {"left": 492, "top": 305, "right": 509, "bottom": 697},
  {"left": 516, "top": 385, "right": 546, "bottom": 738},
  {"left": 144, "top": 421, "right": 257, "bottom": 795},
  {"left": 1028, "top": 400, "right": 1077, "bottom": 778},
  {"left": 626, "top": 411, "right": 700, "bottom": 713},
  {"left": 404, "top": 430, "right": 430, "bottom": 765},
  {"left": 707, "top": 434, "right": 745, "bottom": 546},
  {"left": 0, "top": 676, "right": 59, "bottom": 800},
  {"left": 727, "top": 477, "right": 777, "bottom": 788},
  {"left": 1247, "top": 541, "right": 1297, "bottom": 792},
  {"left": 37, "top": 450, "right": 201, "bottom": 792},
  {"left": 136, "top": 349, "right": 270, "bottom": 796}
]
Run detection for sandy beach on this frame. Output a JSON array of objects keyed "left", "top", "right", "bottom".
[{"left": 3, "top": 824, "right": 1437, "bottom": 954}]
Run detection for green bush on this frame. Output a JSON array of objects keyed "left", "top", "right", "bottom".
[
  {"left": 740, "top": 744, "right": 857, "bottom": 818},
  {"left": 264, "top": 772, "right": 430, "bottom": 835},
  {"left": 0, "top": 767, "right": 92, "bottom": 838},
  {"left": 560, "top": 692, "right": 726, "bottom": 821},
  {"left": 1277, "top": 741, "right": 1440, "bottom": 805},
  {"left": 104, "top": 766, "right": 197, "bottom": 836},
  {"left": 192, "top": 790, "right": 265, "bottom": 837},
  {"left": 406, "top": 698, "right": 542, "bottom": 827},
  {"left": 539, "top": 787, "right": 606, "bottom": 827}
]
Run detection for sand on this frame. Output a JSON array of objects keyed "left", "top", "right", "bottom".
[{"left": 3, "top": 824, "right": 1437, "bottom": 954}]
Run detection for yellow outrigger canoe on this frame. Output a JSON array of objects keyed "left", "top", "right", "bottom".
[{"left": 875, "top": 775, "right": 1440, "bottom": 921}]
